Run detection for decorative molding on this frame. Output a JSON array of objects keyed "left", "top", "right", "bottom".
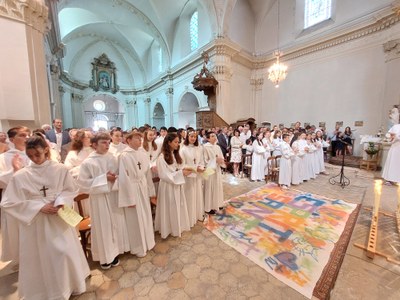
[
  {"left": 58, "top": 85, "right": 65, "bottom": 94},
  {"left": 60, "top": 72, "right": 88, "bottom": 90},
  {"left": 0, "top": 0, "right": 49, "bottom": 33},
  {"left": 165, "top": 87, "right": 174, "bottom": 95},
  {"left": 71, "top": 93, "right": 84, "bottom": 103},
  {"left": 383, "top": 38, "right": 400, "bottom": 62},
  {"left": 250, "top": 78, "right": 264, "bottom": 90}
]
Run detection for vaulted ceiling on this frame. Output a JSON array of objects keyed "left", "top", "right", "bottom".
[{"left": 56, "top": 0, "right": 277, "bottom": 89}]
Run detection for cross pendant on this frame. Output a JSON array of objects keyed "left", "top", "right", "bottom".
[
  {"left": 40, "top": 185, "right": 49, "bottom": 197},
  {"left": 137, "top": 161, "right": 141, "bottom": 170}
]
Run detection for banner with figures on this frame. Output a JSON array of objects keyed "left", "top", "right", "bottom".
[{"left": 205, "top": 184, "right": 358, "bottom": 299}]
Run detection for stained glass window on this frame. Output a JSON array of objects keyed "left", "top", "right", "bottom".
[
  {"left": 190, "top": 11, "right": 198, "bottom": 51},
  {"left": 304, "top": 0, "right": 332, "bottom": 29}
]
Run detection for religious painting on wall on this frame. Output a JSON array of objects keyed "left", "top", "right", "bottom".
[
  {"left": 354, "top": 121, "right": 363, "bottom": 127},
  {"left": 89, "top": 53, "right": 119, "bottom": 94},
  {"left": 319, "top": 122, "right": 326, "bottom": 128},
  {"left": 303, "top": 122, "right": 310, "bottom": 128},
  {"left": 279, "top": 123, "right": 284, "bottom": 129},
  {"left": 336, "top": 121, "right": 343, "bottom": 127}
]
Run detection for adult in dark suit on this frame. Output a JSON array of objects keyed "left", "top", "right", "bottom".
[
  {"left": 45, "top": 119, "right": 70, "bottom": 153},
  {"left": 217, "top": 126, "right": 230, "bottom": 159}
]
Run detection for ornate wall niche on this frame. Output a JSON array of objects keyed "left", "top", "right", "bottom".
[{"left": 89, "top": 54, "right": 119, "bottom": 94}]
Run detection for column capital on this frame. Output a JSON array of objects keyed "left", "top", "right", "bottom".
[
  {"left": 383, "top": 39, "right": 400, "bottom": 62},
  {"left": 72, "top": 93, "right": 84, "bottom": 103},
  {"left": 0, "top": 0, "right": 49, "bottom": 33}
]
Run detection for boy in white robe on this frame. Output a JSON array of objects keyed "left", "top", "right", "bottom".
[
  {"left": 203, "top": 131, "right": 226, "bottom": 214},
  {"left": 118, "top": 132, "right": 156, "bottom": 257},
  {"left": 78, "top": 132, "right": 129, "bottom": 269},
  {"left": 0, "top": 126, "right": 31, "bottom": 263},
  {"left": 1, "top": 135, "right": 90, "bottom": 299},
  {"left": 279, "top": 134, "right": 295, "bottom": 189}
]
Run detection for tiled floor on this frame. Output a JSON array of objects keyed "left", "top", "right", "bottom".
[{"left": 1, "top": 164, "right": 400, "bottom": 299}]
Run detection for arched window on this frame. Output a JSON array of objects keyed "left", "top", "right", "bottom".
[
  {"left": 304, "top": 0, "right": 332, "bottom": 29},
  {"left": 190, "top": 11, "right": 198, "bottom": 51}
]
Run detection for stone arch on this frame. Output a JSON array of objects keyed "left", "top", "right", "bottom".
[
  {"left": 178, "top": 92, "right": 199, "bottom": 128},
  {"left": 84, "top": 94, "right": 125, "bottom": 130},
  {"left": 153, "top": 102, "right": 166, "bottom": 129}
]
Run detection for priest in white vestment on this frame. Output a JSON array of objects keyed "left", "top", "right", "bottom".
[
  {"left": 180, "top": 130, "right": 205, "bottom": 225},
  {"left": 78, "top": 133, "right": 129, "bottom": 268},
  {"left": 155, "top": 133, "right": 192, "bottom": 238},
  {"left": 382, "top": 124, "right": 400, "bottom": 184},
  {"left": 118, "top": 132, "right": 156, "bottom": 257},
  {"left": 203, "top": 132, "right": 225, "bottom": 214},
  {"left": 0, "top": 126, "right": 31, "bottom": 263},
  {"left": 0, "top": 135, "right": 90, "bottom": 300}
]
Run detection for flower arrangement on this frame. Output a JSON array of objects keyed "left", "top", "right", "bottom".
[{"left": 365, "top": 142, "right": 378, "bottom": 156}]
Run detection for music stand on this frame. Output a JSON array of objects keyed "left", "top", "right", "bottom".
[{"left": 329, "top": 138, "right": 350, "bottom": 188}]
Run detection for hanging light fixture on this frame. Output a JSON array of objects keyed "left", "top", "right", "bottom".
[{"left": 268, "top": 0, "right": 288, "bottom": 88}]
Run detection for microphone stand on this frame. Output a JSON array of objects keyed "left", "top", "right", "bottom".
[{"left": 329, "top": 138, "right": 350, "bottom": 188}]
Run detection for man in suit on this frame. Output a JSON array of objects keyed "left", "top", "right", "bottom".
[
  {"left": 217, "top": 126, "right": 230, "bottom": 159},
  {"left": 45, "top": 119, "right": 70, "bottom": 153}
]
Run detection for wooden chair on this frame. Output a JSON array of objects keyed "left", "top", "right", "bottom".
[
  {"left": 74, "top": 193, "right": 91, "bottom": 258},
  {"left": 266, "top": 156, "right": 281, "bottom": 183},
  {"left": 241, "top": 153, "right": 252, "bottom": 178}
]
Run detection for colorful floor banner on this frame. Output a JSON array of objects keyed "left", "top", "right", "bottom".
[{"left": 205, "top": 184, "right": 358, "bottom": 299}]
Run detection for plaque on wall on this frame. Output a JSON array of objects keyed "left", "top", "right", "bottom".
[
  {"left": 89, "top": 53, "right": 119, "bottom": 94},
  {"left": 354, "top": 121, "right": 363, "bottom": 127},
  {"left": 304, "top": 122, "right": 310, "bottom": 128}
]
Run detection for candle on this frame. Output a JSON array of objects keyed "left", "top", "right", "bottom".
[
  {"left": 397, "top": 185, "right": 400, "bottom": 212},
  {"left": 374, "top": 180, "right": 382, "bottom": 216}
]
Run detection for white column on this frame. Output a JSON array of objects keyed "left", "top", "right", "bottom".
[
  {"left": 166, "top": 87, "right": 174, "bottom": 127},
  {"left": 0, "top": 0, "right": 51, "bottom": 130},
  {"left": 71, "top": 94, "right": 84, "bottom": 128}
]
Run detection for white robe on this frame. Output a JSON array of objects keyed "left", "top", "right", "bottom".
[
  {"left": 0, "top": 148, "right": 30, "bottom": 263},
  {"left": 118, "top": 147, "right": 155, "bottom": 255},
  {"left": 298, "top": 140, "right": 310, "bottom": 181},
  {"left": 78, "top": 152, "right": 129, "bottom": 264},
  {"left": 291, "top": 141, "right": 303, "bottom": 185},
  {"left": 251, "top": 141, "right": 267, "bottom": 181},
  {"left": 154, "top": 153, "right": 190, "bottom": 238},
  {"left": 64, "top": 147, "right": 93, "bottom": 179},
  {"left": 382, "top": 124, "right": 400, "bottom": 183},
  {"left": 180, "top": 144, "right": 205, "bottom": 225},
  {"left": 109, "top": 142, "right": 128, "bottom": 157},
  {"left": 0, "top": 160, "right": 90, "bottom": 300},
  {"left": 279, "top": 142, "right": 294, "bottom": 186},
  {"left": 315, "top": 139, "right": 326, "bottom": 173},
  {"left": 203, "top": 143, "right": 225, "bottom": 211}
]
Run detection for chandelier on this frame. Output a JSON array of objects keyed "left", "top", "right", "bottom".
[
  {"left": 268, "top": 0, "right": 288, "bottom": 88},
  {"left": 268, "top": 51, "right": 287, "bottom": 88}
]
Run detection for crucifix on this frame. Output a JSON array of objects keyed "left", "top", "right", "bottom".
[
  {"left": 137, "top": 162, "right": 141, "bottom": 170},
  {"left": 40, "top": 185, "right": 49, "bottom": 197},
  {"left": 193, "top": 158, "right": 197, "bottom": 164}
]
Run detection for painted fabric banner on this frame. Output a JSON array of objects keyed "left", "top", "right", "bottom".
[{"left": 205, "top": 185, "right": 358, "bottom": 299}]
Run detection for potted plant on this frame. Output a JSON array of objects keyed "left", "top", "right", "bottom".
[{"left": 365, "top": 142, "right": 378, "bottom": 159}]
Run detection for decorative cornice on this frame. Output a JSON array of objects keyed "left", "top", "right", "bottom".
[
  {"left": 0, "top": 0, "right": 49, "bottom": 33},
  {"left": 60, "top": 72, "right": 87, "bottom": 90}
]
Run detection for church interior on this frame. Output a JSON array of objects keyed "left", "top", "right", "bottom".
[{"left": 1, "top": 0, "right": 400, "bottom": 299}]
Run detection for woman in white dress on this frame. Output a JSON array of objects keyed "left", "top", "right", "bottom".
[
  {"left": 297, "top": 132, "right": 310, "bottom": 182},
  {"left": 382, "top": 123, "right": 400, "bottom": 185},
  {"left": 180, "top": 130, "right": 205, "bottom": 225},
  {"left": 155, "top": 133, "right": 192, "bottom": 238},
  {"left": 305, "top": 134, "right": 317, "bottom": 179},
  {"left": 230, "top": 129, "right": 242, "bottom": 177}
]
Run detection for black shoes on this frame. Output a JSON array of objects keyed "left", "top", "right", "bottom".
[{"left": 100, "top": 257, "right": 120, "bottom": 270}]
